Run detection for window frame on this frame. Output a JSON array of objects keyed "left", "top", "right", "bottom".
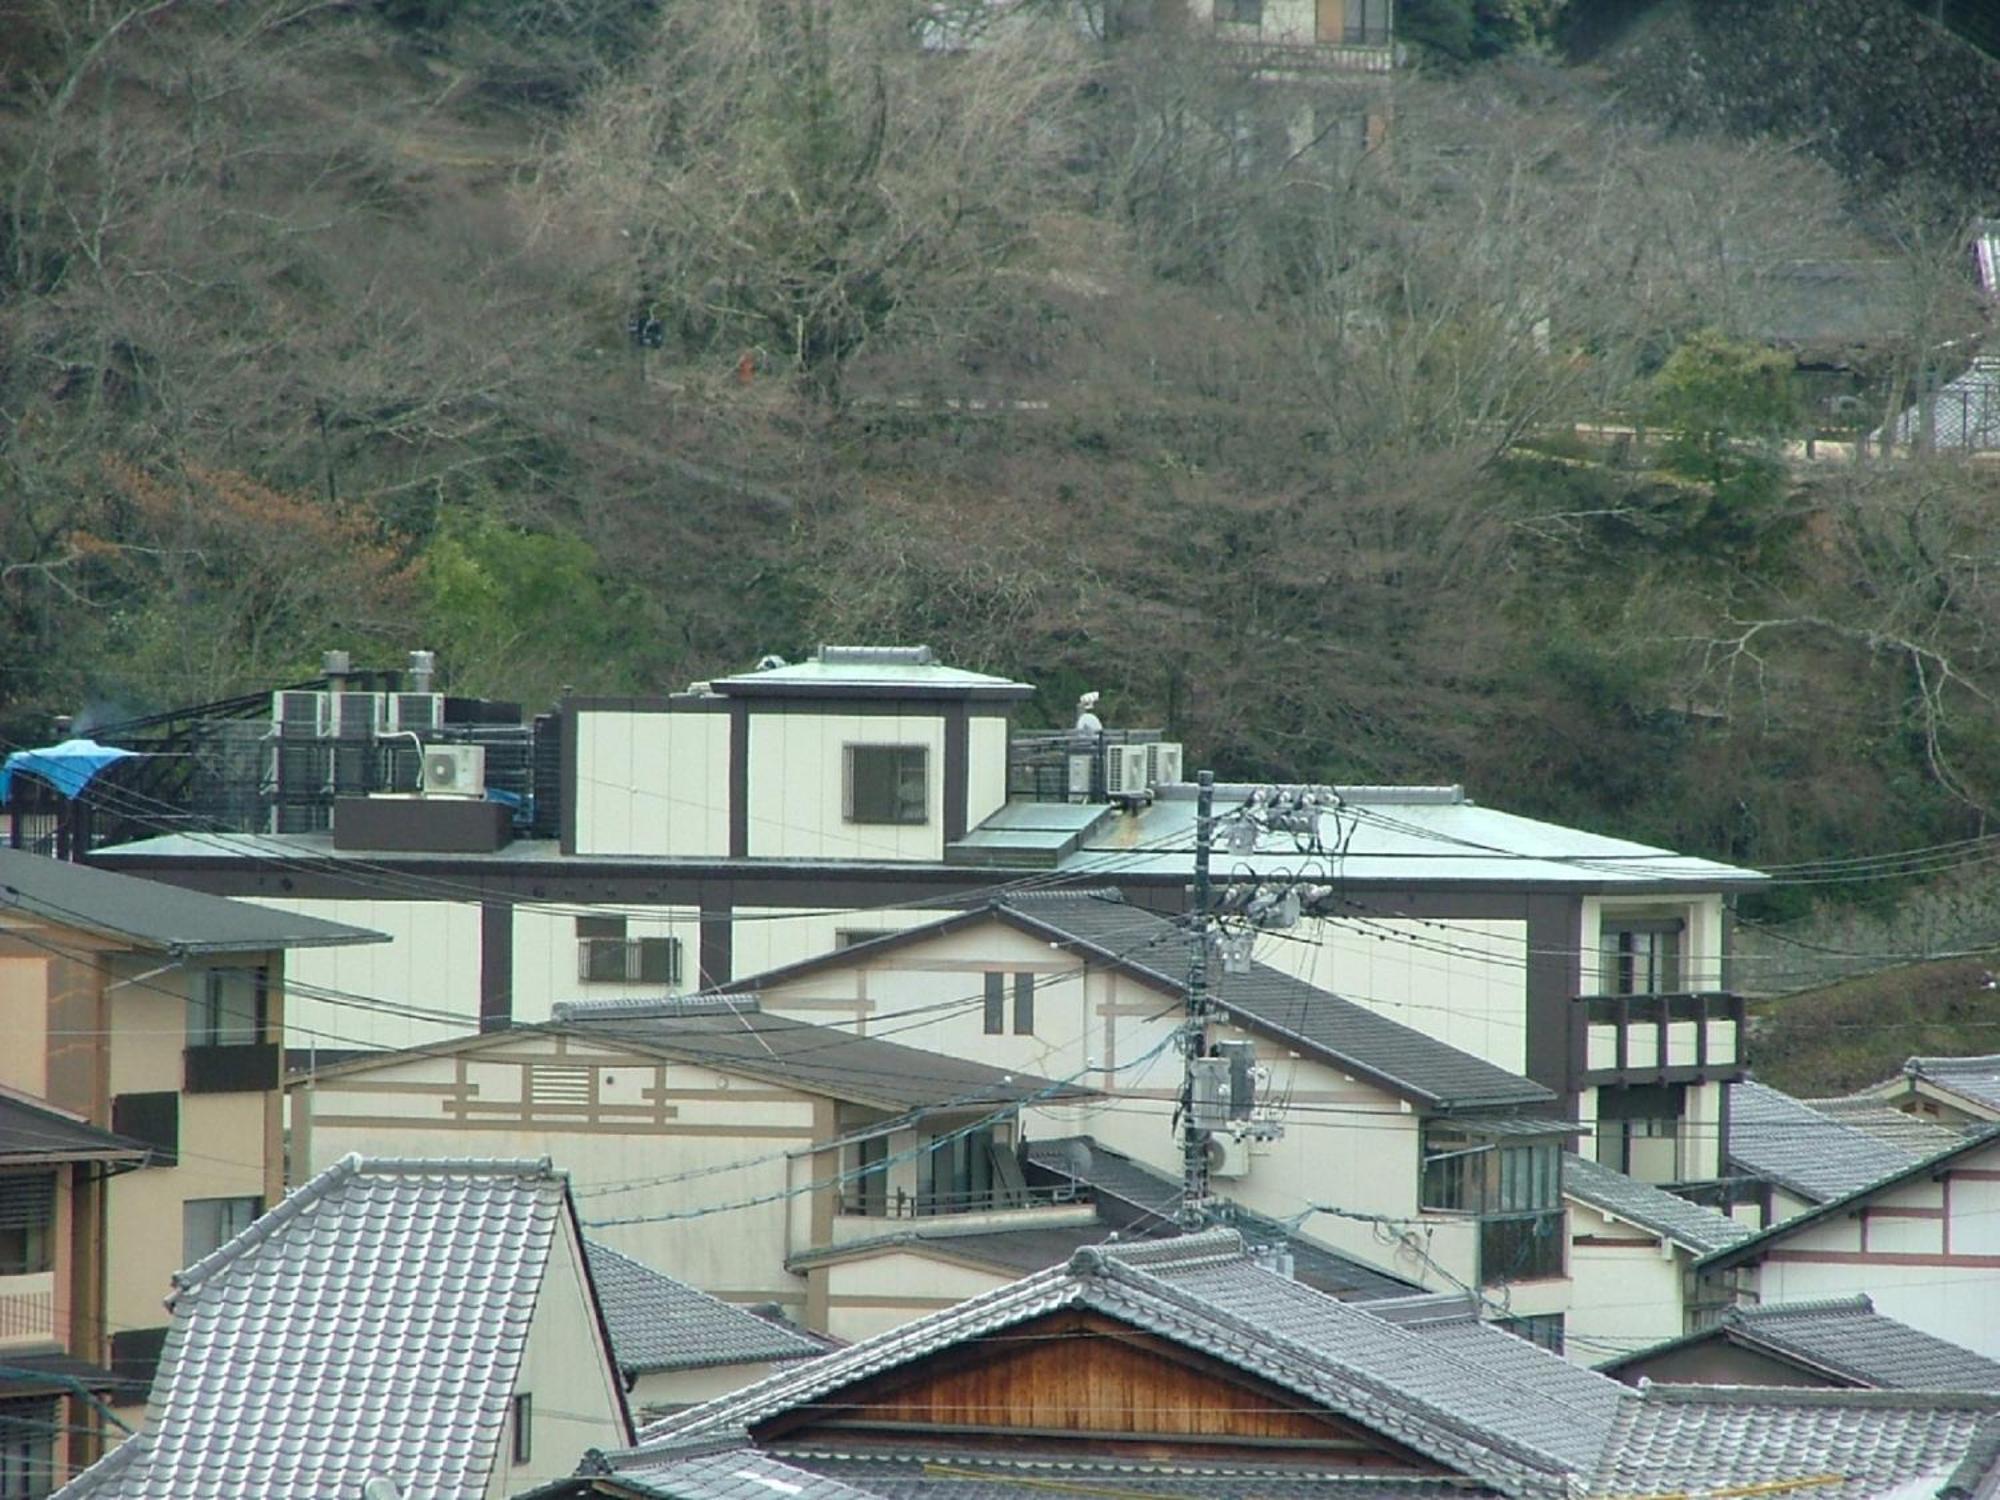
[
  {"left": 842, "top": 744, "right": 929, "bottom": 827},
  {"left": 575, "top": 915, "right": 681, "bottom": 986},
  {"left": 0, "top": 1174, "right": 55, "bottom": 1278},
  {"left": 189, "top": 967, "right": 268, "bottom": 1049},
  {"left": 1013, "top": 972, "right": 1035, "bottom": 1035},
  {"left": 1419, "top": 1127, "right": 1562, "bottom": 1216},
  {"left": 1599, "top": 916, "right": 1685, "bottom": 996},
  {"left": 182, "top": 1195, "right": 262, "bottom": 1265},
  {"left": 983, "top": 972, "right": 1006, "bottom": 1036},
  {"left": 512, "top": 1392, "right": 533, "bottom": 1464}
]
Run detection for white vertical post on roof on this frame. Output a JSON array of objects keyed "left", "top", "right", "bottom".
[{"left": 1179, "top": 770, "right": 1217, "bottom": 1228}]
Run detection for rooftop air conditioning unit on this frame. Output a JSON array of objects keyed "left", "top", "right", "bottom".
[
  {"left": 1066, "top": 753, "right": 1097, "bottom": 801},
  {"left": 1146, "top": 742, "right": 1184, "bottom": 787},
  {"left": 273, "top": 690, "right": 330, "bottom": 739},
  {"left": 421, "top": 744, "right": 486, "bottom": 797},
  {"left": 331, "top": 691, "right": 382, "bottom": 740},
  {"left": 1103, "top": 744, "right": 1152, "bottom": 799},
  {"left": 387, "top": 693, "right": 443, "bottom": 734},
  {"left": 1205, "top": 1131, "right": 1252, "bottom": 1180}
]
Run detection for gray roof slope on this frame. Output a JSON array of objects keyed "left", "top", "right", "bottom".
[
  {"left": 0, "top": 1091, "right": 151, "bottom": 1166},
  {"left": 1605, "top": 1296, "right": 2000, "bottom": 1392},
  {"left": 785, "top": 1451, "right": 1502, "bottom": 1500},
  {"left": 55, "top": 1155, "right": 614, "bottom": 1500},
  {"left": 999, "top": 892, "right": 1553, "bottom": 1112},
  {"left": 1024, "top": 1135, "right": 1418, "bottom": 1299},
  {"left": 552, "top": 998, "right": 1090, "bottom": 1113},
  {"left": 1900, "top": 1055, "right": 2000, "bottom": 1115},
  {"left": 0, "top": 846, "right": 386, "bottom": 955},
  {"left": 644, "top": 1231, "right": 1615, "bottom": 1497},
  {"left": 1561, "top": 1152, "right": 1753, "bottom": 1256},
  {"left": 1591, "top": 1385, "right": 2000, "bottom": 1500},
  {"left": 586, "top": 1241, "right": 826, "bottom": 1375},
  {"left": 1727, "top": 1080, "right": 1920, "bottom": 1204},
  {"left": 580, "top": 1441, "right": 890, "bottom": 1500},
  {"left": 1806, "top": 1095, "right": 1969, "bottom": 1154}
]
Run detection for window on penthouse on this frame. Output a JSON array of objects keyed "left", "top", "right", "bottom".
[{"left": 845, "top": 745, "right": 928, "bottom": 826}]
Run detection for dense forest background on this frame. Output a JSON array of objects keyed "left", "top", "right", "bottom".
[{"left": 5, "top": 0, "right": 2000, "bottom": 977}]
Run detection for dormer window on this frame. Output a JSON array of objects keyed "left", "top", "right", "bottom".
[{"left": 845, "top": 745, "right": 928, "bottom": 825}]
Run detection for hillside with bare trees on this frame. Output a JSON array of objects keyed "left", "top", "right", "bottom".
[{"left": 5, "top": 0, "right": 1999, "bottom": 939}]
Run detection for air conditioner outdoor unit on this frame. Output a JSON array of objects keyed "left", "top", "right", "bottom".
[
  {"left": 1066, "top": 753, "right": 1097, "bottom": 800},
  {"left": 331, "top": 691, "right": 382, "bottom": 740},
  {"left": 1205, "top": 1131, "right": 1252, "bottom": 1180},
  {"left": 387, "top": 693, "right": 443, "bottom": 734},
  {"left": 421, "top": 744, "right": 486, "bottom": 797},
  {"left": 1103, "top": 744, "right": 1152, "bottom": 799},
  {"left": 1146, "top": 741, "right": 1184, "bottom": 787},
  {"left": 273, "top": 690, "right": 330, "bottom": 739}
]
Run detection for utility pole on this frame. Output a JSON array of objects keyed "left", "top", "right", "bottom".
[{"left": 1179, "top": 769, "right": 1215, "bottom": 1229}]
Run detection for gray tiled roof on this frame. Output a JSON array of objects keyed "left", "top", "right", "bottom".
[
  {"left": 553, "top": 998, "right": 1090, "bottom": 1113},
  {"left": 783, "top": 1450, "right": 1503, "bottom": 1500},
  {"left": 586, "top": 1241, "right": 826, "bottom": 1375},
  {"left": 643, "top": 1230, "right": 1613, "bottom": 1497},
  {"left": 1806, "top": 1094, "right": 1970, "bottom": 1154},
  {"left": 1357, "top": 1291, "right": 1631, "bottom": 1424},
  {"left": 588, "top": 1441, "right": 890, "bottom": 1500},
  {"left": 998, "top": 893, "right": 1554, "bottom": 1112},
  {"left": 1561, "top": 1152, "right": 1753, "bottom": 1256},
  {"left": 0, "top": 1092, "right": 151, "bottom": 1167},
  {"left": 1728, "top": 1081, "right": 1919, "bottom": 1204},
  {"left": 0, "top": 846, "right": 386, "bottom": 955},
  {"left": 1901, "top": 1055, "right": 2000, "bottom": 1116},
  {"left": 1024, "top": 1135, "right": 1418, "bottom": 1299},
  {"left": 1591, "top": 1385, "right": 2000, "bottom": 1500},
  {"left": 56, "top": 1155, "right": 612, "bottom": 1500},
  {"left": 1718, "top": 1297, "right": 2000, "bottom": 1391}
]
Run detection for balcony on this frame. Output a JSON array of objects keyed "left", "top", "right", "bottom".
[
  {"left": 1574, "top": 992, "right": 1747, "bottom": 1089},
  {"left": 1215, "top": 37, "right": 1394, "bottom": 72},
  {"left": 838, "top": 1180, "right": 1086, "bottom": 1222}
]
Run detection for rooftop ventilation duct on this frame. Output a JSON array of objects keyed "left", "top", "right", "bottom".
[{"left": 815, "top": 645, "right": 936, "bottom": 666}]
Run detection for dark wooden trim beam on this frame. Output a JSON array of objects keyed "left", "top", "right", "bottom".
[
  {"left": 943, "top": 704, "right": 969, "bottom": 842},
  {"left": 480, "top": 901, "right": 513, "bottom": 1031},
  {"left": 728, "top": 702, "right": 750, "bottom": 858}
]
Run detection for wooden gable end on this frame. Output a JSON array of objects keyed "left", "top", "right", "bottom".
[{"left": 755, "top": 1308, "right": 1450, "bottom": 1469}]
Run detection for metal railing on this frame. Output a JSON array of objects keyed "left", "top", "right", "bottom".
[{"left": 839, "top": 1181, "right": 1086, "bottom": 1219}]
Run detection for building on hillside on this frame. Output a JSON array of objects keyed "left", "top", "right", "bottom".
[
  {"left": 1855, "top": 1053, "right": 2000, "bottom": 1131},
  {"left": 0, "top": 848, "right": 383, "bottom": 1408},
  {"left": 1723, "top": 1080, "right": 1925, "bottom": 1229},
  {"left": 1560, "top": 1151, "right": 1752, "bottom": 1358},
  {"left": 583, "top": 1240, "right": 828, "bottom": 1413},
  {"left": 795, "top": 1134, "right": 1417, "bottom": 1344},
  {"left": 78, "top": 647, "right": 1765, "bottom": 1125},
  {"left": 287, "top": 1000, "right": 1091, "bottom": 1334},
  {"left": 1599, "top": 1295, "right": 2000, "bottom": 1391},
  {"left": 1871, "top": 357, "right": 2000, "bottom": 454},
  {"left": 0, "top": 1091, "right": 149, "bottom": 1490},
  {"left": 52, "top": 1155, "right": 630, "bottom": 1500},
  {"left": 1695, "top": 1125, "right": 2000, "bottom": 1360}
]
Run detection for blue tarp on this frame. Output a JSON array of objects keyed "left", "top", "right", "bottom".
[{"left": 0, "top": 740, "right": 139, "bottom": 803}]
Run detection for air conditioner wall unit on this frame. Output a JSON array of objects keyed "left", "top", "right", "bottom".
[
  {"left": 1206, "top": 1131, "right": 1252, "bottom": 1179},
  {"left": 1103, "top": 743, "right": 1152, "bottom": 799},
  {"left": 332, "top": 691, "right": 382, "bottom": 740},
  {"left": 1147, "top": 741, "right": 1185, "bottom": 787},
  {"left": 421, "top": 744, "right": 486, "bottom": 797}
]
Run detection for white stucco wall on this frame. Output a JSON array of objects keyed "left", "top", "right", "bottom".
[
  {"left": 746, "top": 710, "right": 947, "bottom": 860},
  {"left": 251, "top": 896, "right": 480, "bottom": 1050},
  {"left": 512, "top": 903, "right": 703, "bottom": 1018},
  {"left": 1254, "top": 917, "right": 1529, "bottom": 1075},
  {"left": 967, "top": 716, "right": 1010, "bottom": 830},
  {"left": 729, "top": 905, "right": 959, "bottom": 981},
  {"left": 816, "top": 1249, "right": 1014, "bottom": 1345},
  {"left": 573, "top": 709, "right": 730, "bottom": 858},
  {"left": 1565, "top": 1200, "right": 1687, "bottom": 1366},
  {"left": 487, "top": 1217, "right": 629, "bottom": 1499}
]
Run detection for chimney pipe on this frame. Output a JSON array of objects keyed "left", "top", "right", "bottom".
[
  {"left": 322, "top": 650, "right": 352, "bottom": 691},
  {"left": 408, "top": 649, "right": 436, "bottom": 695}
]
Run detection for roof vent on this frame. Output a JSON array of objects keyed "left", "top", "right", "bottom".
[{"left": 816, "top": 645, "right": 936, "bottom": 667}]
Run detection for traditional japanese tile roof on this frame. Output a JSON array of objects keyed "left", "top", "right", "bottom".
[
  {"left": 1600, "top": 1296, "right": 2000, "bottom": 1392},
  {"left": 55, "top": 1155, "right": 621, "bottom": 1500},
  {"left": 643, "top": 1231, "right": 1618, "bottom": 1497},
  {"left": 1805, "top": 1094, "right": 1969, "bottom": 1154},
  {"left": 1896, "top": 1055, "right": 2000, "bottom": 1117},
  {"left": 586, "top": 1241, "right": 827, "bottom": 1376},
  {"left": 1023, "top": 1135, "right": 1418, "bottom": 1300},
  {"left": 569, "top": 1438, "right": 890, "bottom": 1500},
  {"left": 546, "top": 997, "right": 1091, "bottom": 1114},
  {"left": 1590, "top": 1385, "right": 2000, "bottom": 1500},
  {"left": 995, "top": 892, "right": 1555, "bottom": 1112},
  {"left": 1561, "top": 1152, "right": 1754, "bottom": 1256},
  {"left": 0, "top": 845, "right": 385, "bottom": 955},
  {"left": 1727, "top": 1080, "right": 1920, "bottom": 1204},
  {"left": 779, "top": 1450, "right": 1505, "bottom": 1500}
]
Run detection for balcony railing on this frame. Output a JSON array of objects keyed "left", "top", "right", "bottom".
[
  {"left": 840, "top": 1181, "right": 1085, "bottom": 1220},
  {"left": 1216, "top": 38, "right": 1395, "bottom": 73},
  {"left": 1574, "top": 991, "right": 1747, "bottom": 1087}
]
